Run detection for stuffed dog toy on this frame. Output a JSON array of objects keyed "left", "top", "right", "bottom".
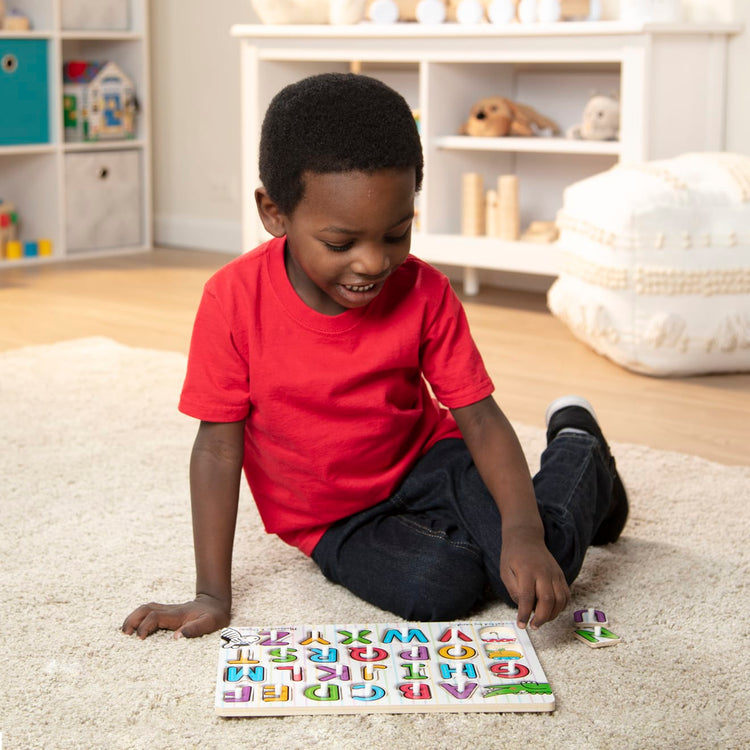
[{"left": 460, "top": 96, "right": 560, "bottom": 137}]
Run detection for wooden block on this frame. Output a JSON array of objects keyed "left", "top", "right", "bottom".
[
  {"left": 5, "top": 240, "right": 22, "bottom": 259},
  {"left": 461, "top": 172, "right": 485, "bottom": 236},
  {"left": 485, "top": 189, "right": 499, "bottom": 236},
  {"left": 521, "top": 220, "right": 559, "bottom": 243},
  {"left": 497, "top": 174, "right": 520, "bottom": 241}
]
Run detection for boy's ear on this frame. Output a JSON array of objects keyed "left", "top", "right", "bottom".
[{"left": 255, "top": 188, "right": 288, "bottom": 237}]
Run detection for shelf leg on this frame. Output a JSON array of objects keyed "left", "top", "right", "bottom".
[{"left": 463, "top": 267, "right": 480, "bottom": 296}]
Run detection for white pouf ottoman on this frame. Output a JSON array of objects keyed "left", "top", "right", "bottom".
[{"left": 547, "top": 152, "right": 750, "bottom": 375}]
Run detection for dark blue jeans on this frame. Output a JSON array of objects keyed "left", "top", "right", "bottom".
[{"left": 311, "top": 434, "right": 613, "bottom": 621}]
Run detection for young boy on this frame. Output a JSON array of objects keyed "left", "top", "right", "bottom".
[{"left": 123, "top": 73, "right": 627, "bottom": 640}]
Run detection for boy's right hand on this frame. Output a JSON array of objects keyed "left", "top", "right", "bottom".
[{"left": 122, "top": 593, "right": 230, "bottom": 640}]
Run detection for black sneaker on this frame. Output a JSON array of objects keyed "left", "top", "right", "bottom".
[{"left": 545, "top": 396, "right": 629, "bottom": 545}]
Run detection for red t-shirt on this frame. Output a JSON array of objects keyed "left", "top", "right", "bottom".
[{"left": 179, "top": 237, "right": 494, "bottom": 554}]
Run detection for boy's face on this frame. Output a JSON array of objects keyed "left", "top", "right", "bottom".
[{"left": 258, "top": 168, "right": 415, "bottom": 316}]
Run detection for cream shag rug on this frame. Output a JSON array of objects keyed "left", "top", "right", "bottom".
[{"left": 2, "top": 338, "right": 749, "bottom": 750}]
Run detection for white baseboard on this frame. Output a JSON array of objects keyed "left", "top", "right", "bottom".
[{"left": 154, "top": 214, "right": 242, "bottom": 254}]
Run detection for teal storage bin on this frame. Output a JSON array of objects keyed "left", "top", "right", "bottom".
[{"left": 0, "top": 40, "right": 49, "bottom": 145}]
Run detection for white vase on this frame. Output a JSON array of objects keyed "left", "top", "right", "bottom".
[
  {"left": 329, "top": 0, "right": 367, "bottom": 24},
  {"left": 587, "top": 0, "right": 602, "bottom": 21},
  {"left": 518, "top": 0, "right": 537, "bottom": 24},
  {"left": 488, "top": 0, "right": 516, "bottom": 24},
  {"left": 456, "top": 0, "right": 485, "bottom": 24},
  {"left": 416, "top": 0, "right": 447, "bottom": 24},
  {"left": 537, "top": 0, "right": 561, "bottom": 22},
  {"left": 369, "top": 0, "right": 399, "bottom": 23}
]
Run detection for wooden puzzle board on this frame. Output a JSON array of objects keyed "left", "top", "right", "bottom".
[{"left": 215, "top": 620, "right": 554, "bottom": 716}]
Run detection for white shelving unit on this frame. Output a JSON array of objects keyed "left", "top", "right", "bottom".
[
  {"left": 0, "top": 0, "right": 151, "bottom": 266},
  {"left": 231, "top": 21, "right": 740, "bottom": 291}
]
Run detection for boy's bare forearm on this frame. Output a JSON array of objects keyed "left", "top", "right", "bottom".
[
  {"left": 189, "top": 420, "right": 246, "bottom": 609},
  {"left": 451, "top": 397, "right": 543, "bottom": 534},
  {"left": 452, "top": 396, "right": 570, "bottom": 629}
]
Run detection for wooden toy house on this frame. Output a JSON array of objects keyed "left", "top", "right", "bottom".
[{"left": 63, "top": 60, "right": 136, "bottom": 142}]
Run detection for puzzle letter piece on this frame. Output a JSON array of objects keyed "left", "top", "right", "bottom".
[
  {"left": 573, "top": 608, "right": 608, "bottom": 627},
  {"left": 573, "top": 626, "right": 622, "bottom": 648}
]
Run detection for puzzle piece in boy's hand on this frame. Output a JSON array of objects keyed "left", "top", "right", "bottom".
[{"left": 573, "top": 626, "right": 622, "bottom": 648}]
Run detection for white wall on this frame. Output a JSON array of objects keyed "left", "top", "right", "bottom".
[
  {"left": 150, "top": 0, "right": 257, "bottom": 251},
  {"left": 150, "top": 0, "right": 750, "bottom": 254}
]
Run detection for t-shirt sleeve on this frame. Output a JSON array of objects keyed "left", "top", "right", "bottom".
[
  {"left": 178, "top": 285, "right": 252, "bottom": 422},
  {"left": 419, "top": 275, "right": 495, "bottom": 409}
]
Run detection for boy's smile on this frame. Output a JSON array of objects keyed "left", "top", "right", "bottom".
[{"left": 268, "top": 168, "right": 416, "bottom": 316}]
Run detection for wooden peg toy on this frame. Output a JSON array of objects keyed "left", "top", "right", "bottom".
[
  {"left": 497, "top": 174, "right": 520, "bottom": 241},
  {"left": 573, "top": 608, "right": 608, "bottom": 627},
  {"left": 485, "top": 188, "right": 499, "bottom": 236},
  {"left": 461, "top": 173, "right": 485, "bottom": 236}
]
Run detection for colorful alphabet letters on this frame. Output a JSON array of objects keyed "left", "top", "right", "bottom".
[{"left": 215, "top": 621, "right": 554, "bottom": 716}]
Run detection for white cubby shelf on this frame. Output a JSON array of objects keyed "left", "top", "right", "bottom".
[
  {"left": 0, "top": 0, "right": 151, "bottom": 267},
  {"left": 232, "top": 21, "right": 740, "bottom": 292}
]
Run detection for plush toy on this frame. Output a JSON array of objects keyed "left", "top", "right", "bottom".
[
  {"left": 567, "top": 93, "right": 620, "bottom": 141},
  {"left": 460, "top": 96, "right": 560, "bottom": 137}
]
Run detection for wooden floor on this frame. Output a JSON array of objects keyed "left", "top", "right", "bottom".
[{"left": 2, "top": 248, "right": 748, "bottom": 466}]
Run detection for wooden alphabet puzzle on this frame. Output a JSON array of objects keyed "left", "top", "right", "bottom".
[{"left": 215, "top": 621, "right": 554, "bottom": 716}]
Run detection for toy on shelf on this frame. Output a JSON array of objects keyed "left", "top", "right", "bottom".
[
  {"left": 461, "top": 172, "right": 484, "bottom": 236},
  {"left": 2, "top": 8, "right": 31, "bottom": 31},
  {"left": 0, "top": 201, "right": 18, "bottom": 256},
  {"left": 416, "top": 0, "right": 446, "bottom": 24},
  {"left": 487, "top": 0, "right": 516, "bottom": 23},
  {"left": 455, "top": 0, "right": 485, "bottom": 24},
  {"left": 63, "top": 60, "right": 137, "bottom": 142},
  {"left": 0, "top": 199, "right": 52, "bottom": 260},
  {"left": 460, "top": 96, "right": 560, "bottom": 138},
  {"left": 365, "top": 0, "right": 416, "bottom": 21},
  {"left": 497, "top": 174, "right": 520, "bottom": 240},
  {"left": 521, "top": 220, "right": 559, "bottom": 243},
  {"left": 566, "top": 93, "right": 620, "bottom": 141},
  {"left": 368, "top": 0, "right": 400, "bottom": 23},
  {"left": 462, "top": 173, "right": 523, "bottom": 241}
]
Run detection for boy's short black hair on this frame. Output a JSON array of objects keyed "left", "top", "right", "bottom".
[{"left": 259, "top": 72, "right": 424, "bottom": 215}]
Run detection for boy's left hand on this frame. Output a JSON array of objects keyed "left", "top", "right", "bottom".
[{"left": 499, "top": 528, "right": 570, "bottom": 630}]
